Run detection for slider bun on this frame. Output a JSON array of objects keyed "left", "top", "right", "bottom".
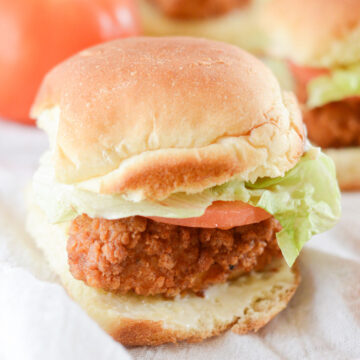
[
  {"left": 138, "top": 0, "right": 268, "bottom": 54},
  {"left": 31, "top": 37, "right": 304, "bottom": 201},
  {"left": 325, "top": 148, "right": 360, "bottom": 191},
  {"left": 263, "top": 0, "right": 360, "bottom": 67},
  {"left": 26, "top": 195, "right": 300, "bottom": 346}
]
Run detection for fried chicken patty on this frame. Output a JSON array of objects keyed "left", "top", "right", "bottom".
[
  {"left": 290, "top": 64, "right": 360, "bottom": 149},
  {"left": 149, "top": 0, "right": 250, "bottom": 19},
  {"left": 303, "top": 98, "right": 360, "bottom": 148},
  {"left": 67, "top": 215, "right": 282, "bottom": 297}
]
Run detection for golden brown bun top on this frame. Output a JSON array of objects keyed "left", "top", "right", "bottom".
[
  {"left": 31, "top": 37, "right": 304, "bottom": 200},
  {"left": 264, "top": 0, "right": 360, "bottom": 67}
]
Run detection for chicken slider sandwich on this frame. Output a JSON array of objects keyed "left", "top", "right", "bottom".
[
  {"left": 138, "top": 0, "right": 268, "bottom": 54},
  {"left": 264, "top": 0, "right": 360, "bottom": 190},
  {"left": 27, "top": 37, "right": 340, "bottom": 346}
]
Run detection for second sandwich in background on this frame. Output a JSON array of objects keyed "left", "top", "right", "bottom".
[
  {"left": 264, "top": 0, "right": 360, "bottom": 190},
  {"left": 138, "top": 0, "right": 269, "bottom": 54}
]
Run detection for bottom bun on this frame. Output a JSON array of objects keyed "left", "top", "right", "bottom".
[
  {"left": 27, "top": 200, "right": 300, "bottom": 346},
  {"left": 325, "top": 147, "right": 360, "bottom": 191}
]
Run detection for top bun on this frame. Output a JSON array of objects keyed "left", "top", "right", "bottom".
[
  {"left": 31, "top": 37, "right": 304, "bottom": 201},
  {"left": 263, "top": 0, "right": 360, "bottom": 68}
]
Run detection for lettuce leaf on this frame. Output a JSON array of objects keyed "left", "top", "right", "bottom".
[
  {"left": 33, "top": 148, "right": 340, "bottom": 267},
  {"left": 211, "top": 147, "right": 341, "bottom": 266},
  {"left": 262, "top": 57, "right": 295, "bottom": 92},
  {"left": 33, "top": 154, "right": 215, "bottom": 222},
  {"left": 307, "top": 64, "right": 360, "bottom": 108}
]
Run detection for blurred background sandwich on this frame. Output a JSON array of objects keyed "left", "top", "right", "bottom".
[
  {"left": 138, "top": 0, "right": 269, "bottom": 54},
  {"left": 264, "top": 0, "right": 360, "bottom": 190}
]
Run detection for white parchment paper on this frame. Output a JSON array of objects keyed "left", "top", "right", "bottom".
[{"left": 0, "top": 119, "right": 359, "bottom": 360}]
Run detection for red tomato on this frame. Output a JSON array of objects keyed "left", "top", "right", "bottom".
[
  {"left": 288, "top": 61, "right": 330, "bottom": 103},
  {"left": 289, "top": 62, "right": 329, "bottom": 86},
  {"left": 0, "top": 0, "right": 141, "bottom": 125},
  {"left": 148, "top": 201, "right": 271, "bottom": 229}
]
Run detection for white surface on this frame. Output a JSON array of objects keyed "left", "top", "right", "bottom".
[{"left": 0, "top": 119, "right": 359, "bottom": 360}]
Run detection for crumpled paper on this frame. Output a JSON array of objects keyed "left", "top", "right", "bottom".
[{"left": 0, "top": 119, "right": 359, "bottom": 360}]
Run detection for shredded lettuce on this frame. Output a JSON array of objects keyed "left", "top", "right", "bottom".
[
  {"left": 307, "top": 63, "right": 360, "bottom": 108},
  {"left": 34, "top": 148, "right": 340, "bottom": 267}
]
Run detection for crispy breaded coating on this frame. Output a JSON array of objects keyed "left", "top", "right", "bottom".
[
  {"left": 67, "top": 215, "right": 281, "bottom": 297},
  {"left": 304, "top": 98, "right": 360, "bottom": 148}
]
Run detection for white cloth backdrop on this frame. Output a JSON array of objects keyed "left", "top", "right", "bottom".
[{"left": 0, "top": 120, "right": 359, "bottom": 360}]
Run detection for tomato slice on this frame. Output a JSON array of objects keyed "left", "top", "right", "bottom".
[
  {"left": 148, "top": 201, "right": 271, "bottom": 229},
  {"left": 289, "top": 61, "right": 330, "bottom": 86},
  {"left": 288, "top": 61, "right": 330, "bottom": 103}
]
